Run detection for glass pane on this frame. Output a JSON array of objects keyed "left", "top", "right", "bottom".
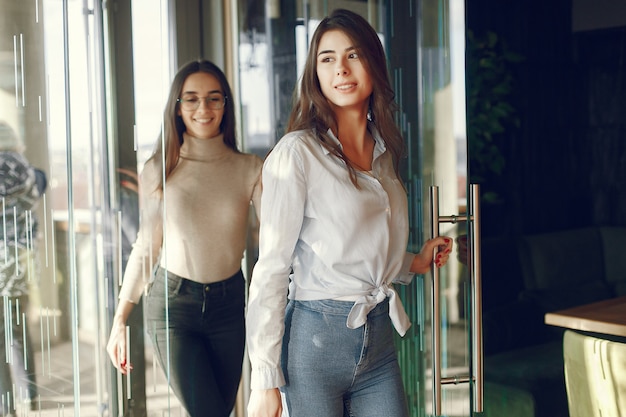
[
  {"left": 1, "top": 1, "right": 177, "bottom": 415},
  {"left": 110, "top": 1, "right": 263, "bottom": 415},
  {"left": 123, "top": 0, "right": 184, "bottom": 415},
  {"left": 0, "top": 1, "right": 49, "bottom": 413},
  {"left": 236, "top": 1, "right": 470, "bottom": 417},
  {"left": 3, "top": 1, "right": 260, "bottom": 416},
  {"left": 1, "top": 0, "right": 111, "bottom": 414},
  {"left": 238, "top": 0, "right": 386, "bottom": 157},
  {"left": 407, "top": 0, "right": 470, "bottom": 415},
  {"left": 0, "top": 1, "right": 469, "bottom": 416}
]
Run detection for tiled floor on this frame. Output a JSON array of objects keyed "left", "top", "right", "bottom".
[
  {"left": 11, "top": 322, "right": 470, "bottom": 417},
  {"left": 9, "top": 340, "right": 185, "bottom": 417}
]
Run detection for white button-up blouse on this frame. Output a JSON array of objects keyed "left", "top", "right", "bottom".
[{"left": 246, "top": 127, "right": 418, "bottom": 390}]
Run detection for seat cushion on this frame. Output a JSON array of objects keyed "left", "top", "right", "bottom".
[
  {"left": 519, "top": 280, "right": 613, "bottom": 313},
  {"left": 517, "top": 228, "right": 602, "bottom": 290},
  {"left": 484, "top": 341, "right": 569, "bottom": 417}
]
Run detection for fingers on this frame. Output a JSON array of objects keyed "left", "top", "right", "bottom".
[
  {"left": 413, "top": 236, "right": 454, "bottom": 273},
  {"left": 109, "top": 345, "right": 127, "bottom": 374},
  {"left": 434, "top": 236, "right": 453, "bottom": 268},
  {"left": 120, "top": 358, "right": 133, "bottom": 374},
  {"left": 434, "top": 250, "right": 449, "bottom": 268},
  {"left": 106, "top": 326, "right": 133, "bottom": 374},
  {"left": 113, "top": 348, "right": 133, "bottom": 374}
]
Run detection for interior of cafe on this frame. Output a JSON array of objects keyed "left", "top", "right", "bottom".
[{"left": 1, "top": 0, "right": 625, "bottom": 416}]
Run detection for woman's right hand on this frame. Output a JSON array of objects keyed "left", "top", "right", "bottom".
[
  {"left": 247, "top": 388, "right": 282, "bottom": 417},
  {"left": 106, "top": 300, "right": 135, "bottom": 374}
]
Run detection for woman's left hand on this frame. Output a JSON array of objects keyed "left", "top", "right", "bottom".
[{"left": 410, "top": 236, "right": 453, "bottom": 274}]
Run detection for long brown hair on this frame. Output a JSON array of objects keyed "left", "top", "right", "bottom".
[
  {"left": 149, "top": 60, "right": 239, "bottom": 193},
  {"left": 286, "top": 8, "right": 405, "bottom": 186}
]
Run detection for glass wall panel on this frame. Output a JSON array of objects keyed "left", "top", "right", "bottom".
[
  {"left": 405, "top": 0, "right": 470, "bottom": 415},
  {"left": 237, "top": 1, "right": 470, "bottom": 416},
  {"left": 1, "top": 0, "right": 469, "bottom": 415},
  {"left": 1, "top": 0, "right": 111, "bottom": 415},
  {"left": 123, "top": 0, "right": 184, "bottom": 415},
  {"left": 3, "top": 0, "right": 253, "bottom": 415},
  {"left": 1, "top": 1, "right": 178, "bottom": 415}
]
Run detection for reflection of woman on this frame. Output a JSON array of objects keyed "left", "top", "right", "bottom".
[
  {"left": 106, "top": 60, "right": 262, "bottom": 417},
  {"left": 246, "top": 9, "right": 452, "bottom": 417}
]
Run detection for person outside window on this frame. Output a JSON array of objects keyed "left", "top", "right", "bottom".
[{"left": 0, "top": 121, "right": 46, "bottom": 417}]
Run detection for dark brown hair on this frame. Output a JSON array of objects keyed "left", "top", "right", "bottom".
[
  {"left": 286, "top": 8, "right": 405, "bottom": 185},
  {"left": 150, "top": 60, "right": 238, "bottom": 193}
]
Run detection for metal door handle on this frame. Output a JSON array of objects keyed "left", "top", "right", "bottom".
[
  {"left": 429, "top": 186, "right": 443, "bottom": 416},
  {"left": 429, "top": 184, "right": 483, "bottom": 416},
  {"left": 470, "top": 184, "right": 483, "bottom": 413}
]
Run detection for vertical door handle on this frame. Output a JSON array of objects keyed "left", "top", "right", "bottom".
[
  {"left": 429, "top": 184, "right": 483, "bottom": 416},
  {"left": 429, "top": 186, "right": 443, "bottom": 416},
  {"left": 469, "top": 184, "right": 483, "bottom": 413}
]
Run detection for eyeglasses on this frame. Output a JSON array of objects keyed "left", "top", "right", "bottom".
[{"left": 177, "top": 95, "right": 227, "bottom": 111}]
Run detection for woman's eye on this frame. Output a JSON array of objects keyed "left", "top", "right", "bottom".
[
  {"left": 185, "top": 97, "right": 199, "bottom": 103},
  {"left": 209, "top": 97, "right": 221, "bottom": 103},
  {"left": 349, "top": 52, "right": 359, "bottom": 59}
]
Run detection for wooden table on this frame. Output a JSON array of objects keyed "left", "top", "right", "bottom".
[{"left": 544, "top": 295, "right": 626, "bottom": 338}]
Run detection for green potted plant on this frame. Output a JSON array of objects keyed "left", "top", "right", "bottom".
[{"left": 466, "top": 30, "right": 524, "bottom": 203}]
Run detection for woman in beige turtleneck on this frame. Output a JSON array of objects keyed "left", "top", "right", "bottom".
[{"left": 106, "top": 60, "right": 262, "bottom": 417}]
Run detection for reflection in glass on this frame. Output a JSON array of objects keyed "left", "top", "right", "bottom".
[
  {"left": 0, "top": 0, "right": 469, "bottom": 415},
  {"left": 237, "top": 1, "right": 469, "bottom": 416}
]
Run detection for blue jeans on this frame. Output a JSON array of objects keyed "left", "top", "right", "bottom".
[
  {"left": 146, "top": 268, "right": 245, "bottom": 417},
  {"left": 0, "top": 296, "right": 38, "bottom": 416},
  {"left": 281, "top": 298, "right": 409, "bottom": 417}
]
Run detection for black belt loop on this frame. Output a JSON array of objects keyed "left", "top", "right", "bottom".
[{"left": 221, "top": 279, "right": 228, "bottom": 297}]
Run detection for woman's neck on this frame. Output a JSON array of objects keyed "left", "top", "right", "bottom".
[
  {"left": 181, "top": 132, "right": 230, "bottom": 161},
  {"left": 335, "top": 107, "right": 369, "bottom": 148},
  {"left": 334, "top": 114, "right": 373, "bottom": 171}
]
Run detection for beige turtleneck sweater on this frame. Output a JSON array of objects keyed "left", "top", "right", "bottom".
[{"left": 118, "top": 133, "right": 263, "bottom": 304}]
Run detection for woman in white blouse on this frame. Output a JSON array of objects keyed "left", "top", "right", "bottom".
[{"left": 246, "top": 8, "right": 452, "bottom": 417}]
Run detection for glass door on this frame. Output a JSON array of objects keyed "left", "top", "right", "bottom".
[
  {"left": 236, "top": 1, "right": 478, "bottom": 416},
  {"left": 1, "top": 1, "right": 180, "bottom": 416},
  {"left": 389, "top": 0, "right": 481, "bottom": 416},
  {"left": 389, "top": 1, "right": 478, "bottom": 416},
  {"left": 1, "top": 0, "right": 115, "bottom": 415},
  {"left": 0, "top": 0, "right": 473, "bottom": 415}
]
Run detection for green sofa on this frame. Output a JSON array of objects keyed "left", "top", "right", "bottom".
[{"left": 480, "top": 226, "right": 626, "bottom": 417}]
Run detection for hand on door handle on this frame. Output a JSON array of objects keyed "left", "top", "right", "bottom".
[{"left": 410, "top": 236, "right": 453, "bottom": 273}]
